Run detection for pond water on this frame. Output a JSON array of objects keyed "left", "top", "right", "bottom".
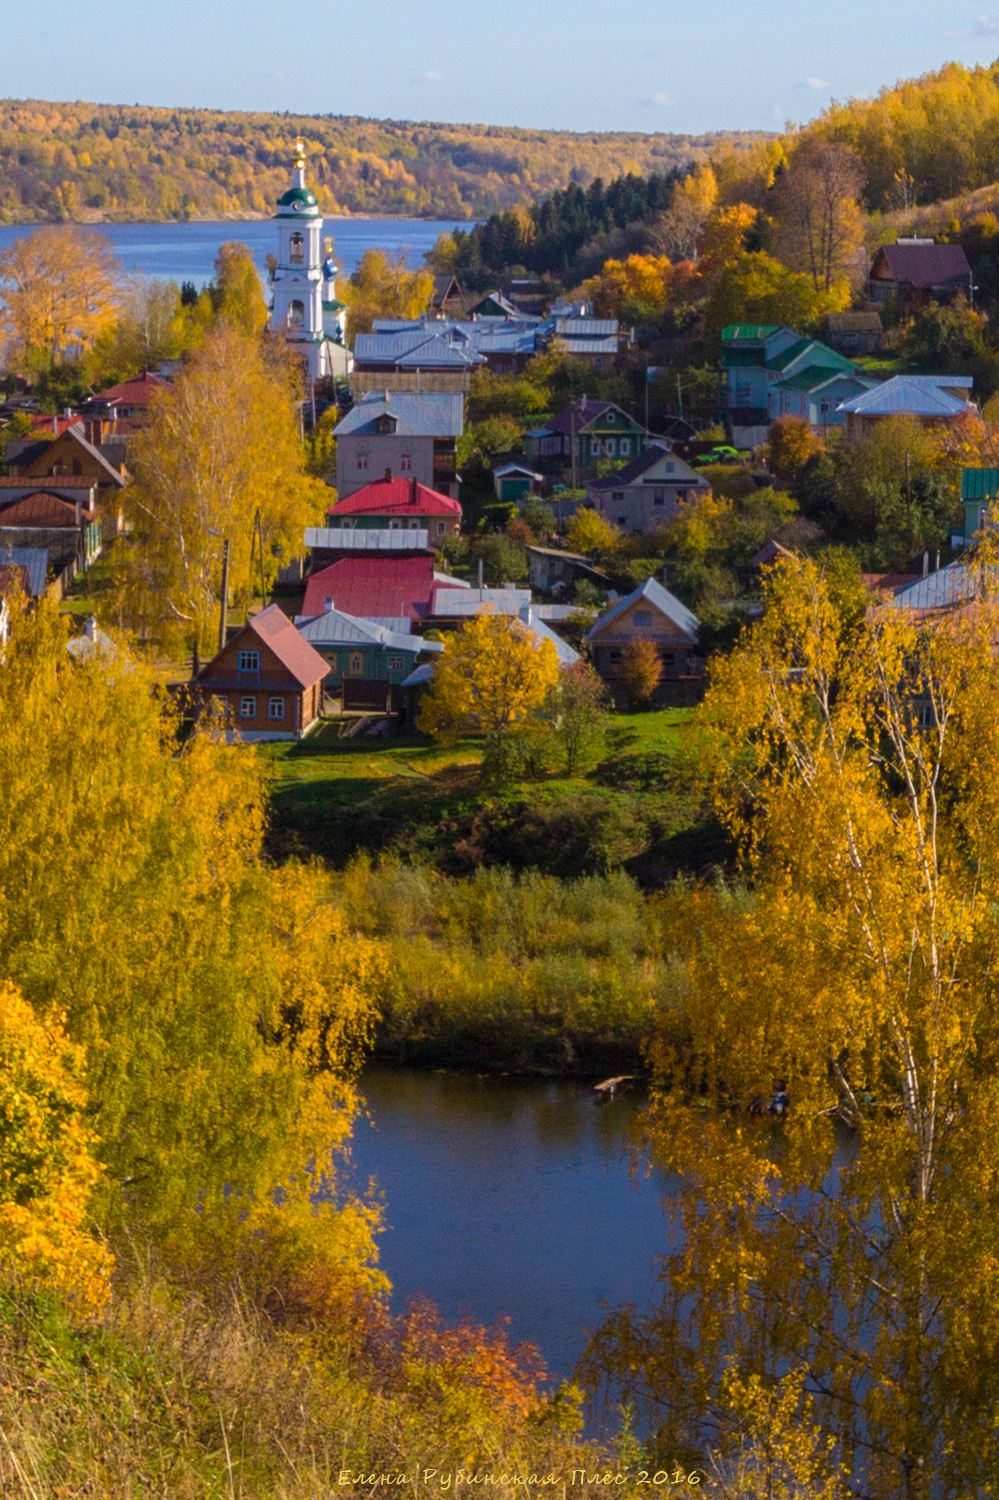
[
  {"left": 346, "top": 1066, "right": 677, "bottom": 1383},
  {"left": 0, "top": 217, "right": 471, "bottom": 287}
]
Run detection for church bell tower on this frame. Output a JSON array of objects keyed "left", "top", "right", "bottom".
[{"left": 270, "top": 142, "right": 329, "bottom": 379}]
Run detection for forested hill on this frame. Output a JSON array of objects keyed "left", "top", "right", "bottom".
[{"left": 0, "top": 99, "right": 768, "bottom": 224}]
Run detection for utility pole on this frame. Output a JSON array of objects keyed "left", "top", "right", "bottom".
[
  {"left": 906, "top": 451, "right": 911, "bottom": 513},
  {"left": 676, "top": 374, "right": 684, "bottom": 422},
  {"left": 645, "top": 363, "right": 650, "bottom": 435},
  {"left": 570, "top": 401, "right": 578, "bottom": 492},
  {"left": 252, "top": 508, "right": 267, "bottom": 610},
  {"left": 218, "top": 537, "right": 230, "bottom": 653}
]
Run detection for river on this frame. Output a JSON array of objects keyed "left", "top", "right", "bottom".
[
  {"left": 0, "top": 217, "right": 471, "bottom": 287},
  {"left": 347, "top": 1066, "right": 676, "bottom": 1384}
]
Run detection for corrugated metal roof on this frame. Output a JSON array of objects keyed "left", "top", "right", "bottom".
[
  {"left": 721, "top": 325, "right": 784, "bottom": 341},
  {"left": 305, "top": 527, "right": 431, "bottom": 551},
  {"left": 550, "top": 337, "right": 619, "bottom": 356},
  {"left": 553, "top": 318, "right": 620, "bottom": 337},
  {"left": 588, "top": 575, "right": 699, "bottom": 641},
  {"left": 0, "top": 546, "right": 47, "bottom": 596},
  {"left": 766, "top": 338, "right": 855, "bottom": 374},
  {"left": 0, "top": 491, "right": 96, "bottom": 526},
  {"left": 302, "top": 555, "right": 436, "bottom": 620},
  {"left": 836, "top": 376, "right": 976, "bottom": 418},
  {"left": 199, "top": 604, "right": 328, "bottom": 689},
  {"left": 962, "top": 469, "right": 999, "bottom": 500},
  {"left": 519, "top": 605, "right": 580, "bottom": 664},
  {"left": 773, "top": 369, "right": 871, "bottom": 394},
  {"left": 91, "top": 371, "right": 171, "bottom": 405},
  {"left": 331, "top": 478, "right": 461, "bottom": 517},
  {"left": 296, "top": 606, "right": 443, "bottom": 653},
  {"left": 334, "top": 391, "right": 464, "bottom": 438},
  {"left": 874, "top": 242, "right": 971, "bottom": 289},
  {"left": 882, "top": 563, "right": 975, "bottom": 610},
  {"left": 431, "top": 587, "right": 532, "bottom": 614},
  {"left": 394, "top": 337, "right": 485, "bottom": 368}
]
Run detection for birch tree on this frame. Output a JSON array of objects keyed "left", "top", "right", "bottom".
[{"left": 585, "top": 551, "right": 999, "bottom": 1498}]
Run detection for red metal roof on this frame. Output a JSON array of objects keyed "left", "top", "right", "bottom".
[
  {"left": 328, "top": 476, "right": 462, "bottom": 519},
  {"left": 245, "top": 604, "right": 330, "bottom": 686},
  {"left": 92, "top": 371, "right": 172, "bottom": 406},
  {"left": 302, "top": 555, "right": 436, "bottom": 620},
  {"left": 0, "top": 491, "right": 96, "bottom": 527}
]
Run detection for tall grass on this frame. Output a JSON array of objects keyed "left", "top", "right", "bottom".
[{"left": 334, "top": 860, "right": 682, "bottom": 1072}]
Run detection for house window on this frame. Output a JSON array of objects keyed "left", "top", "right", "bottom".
[
  {"left": 340, "top": 518, "right": 355, "bottom": 529},
  {"left": 677, "top": 489, "right": 688, "bottom": 504},
  {"left": 389, "top": 519, "right": 403, "bottom": 530},
  {"left": 290, "top": 232, "right": 304, "bottom": 265},
  {"left": 663, "top": 653, "right": 676, "bottom": 670},
  {"left": 653, "top": 489, "right": 665, "bottom": 507},
  {"left": 400, "top": 453, "right": 413, "bottom": 472},
  {"left": 591, "top": 439, "right": 602, "bottom": 457},
  {"left": 616, "top": 515, "right": 627, "bottom": 527},
  {"left": 357, "top": 454, "right": 368, "bottom": 470},
  {"left": 917, "top": 703, "right": 936, "bottom": 728},
  {"left": 436, "top": 520, "right": 446, "bottom": 536},
  {"left": 594, "top": 358, "right": 605, "bottom": 371},
  {"left": 239, "top": 696, "right": 256, "bottom": 718},
  {"left": 238, "top": 650, "right": 260, "bottom": 674},
  {"left": 349, "top": 652, "right": 364, "bottom": 676},
  {"left": 634, "top": 610, "right": 652, "bottom": 627},
  {"left": 72, "top": 459, "right": 83, "bottom": 475},
  {"left": 386, "top": 655, "right": 405, "bottom": 671},
  {"left": 606, "top": 411, "right": 615, "bottom": 423},
  {"left": 604, "top": 439, "right": 616, "bottom": 456},
  {"left": 611, "top": 491, "right": 625, "bottom": 502},
  {"left": 608, "top": 649, "right": 622, "bottom": 665},
  {"left": 620, "top": 438, "right": 631, "bottom": 456},
  {"left": 267, "top": 697, "right": 286, "bottom": 720},
  {"left": 407, "top": 519, "right": 420, "bottom": 530}
]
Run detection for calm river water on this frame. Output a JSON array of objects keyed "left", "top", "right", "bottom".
[
  {"left": 348, "top": 1067, "right": 677, "bottom": 1383},
  {"left": 0, "top": 217, "right": 471, "bottom": 287}
]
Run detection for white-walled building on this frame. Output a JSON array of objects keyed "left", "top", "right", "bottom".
[{"left": 270, "top": 144, "right": 351, "bottom": 380}]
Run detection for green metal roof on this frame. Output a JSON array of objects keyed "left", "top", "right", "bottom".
[
  {"left": 721, "top": 324, "right": 783, "bottom": 341},
  {"left": 766, "top": 338, "right": 855, "bottom": 374},
  {"left": 961, "top": 468, "right": 999, "bottom": 500},
  {"left": 773, "top": 368, "right": 859, "bottom": 393},
  {"left": 276, "top": 186, "right": 319, "bottom": 215}
]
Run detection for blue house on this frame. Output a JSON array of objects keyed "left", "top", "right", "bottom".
[{"left": 721, "top": 325, "right": 868, "bottom": 445}]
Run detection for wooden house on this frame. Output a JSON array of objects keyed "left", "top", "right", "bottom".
[
  {"left": 587, "top": 577, "right": 703, "bottom": 707},
  {"left": 327, "top": 474, "right": 461, "bottom": 542},
  {"left": 868, "top": 240, "right": 972, "bottom": 312},
  {"left": 6, "top": 423, "right": 127, "bottom": 496},
  {"left": 196, "top": 604, "right": 329, "bottom": 741},
  {"left": 523, "top": 400, "right": 650, "bottom": 471},
  {"left": 296, "top": 603, "right": 444, "bottom": 712}
]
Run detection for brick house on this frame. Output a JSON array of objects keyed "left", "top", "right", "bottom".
[
  {"left": 333, "top": 392, "right": 463, "bottom": 500},
  {"left": 587, "top": 576, "right": 703, "bottom": 707},
  {"left": 196, "top": 604, "right": 329, "bottom": 741}
]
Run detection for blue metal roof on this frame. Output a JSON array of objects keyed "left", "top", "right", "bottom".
[
  {"left": 333, "top": 392, "right": 464, "bottom": 438},
  {"left": 0, "top": 546, "right": 47, "bottom": 597}
]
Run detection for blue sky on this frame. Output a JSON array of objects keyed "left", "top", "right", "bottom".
[{"left": 6, "top": 0, "right": 999, "bottom": 134}]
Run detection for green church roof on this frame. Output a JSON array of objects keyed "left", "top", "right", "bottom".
[{"left": 276, "top": 186, "right": 319, "bottom": 216}]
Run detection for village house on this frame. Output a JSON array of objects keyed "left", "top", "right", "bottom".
[
  {"left": 326, "top": 474, "right": 462, "bottom": 543},
  {"left": 6, "top": 424, "right": 128, "bottom": 518},
  {"left": 333, "top": 392, "right": 463, "bottom": 500},
  {"left": 295, "top": 604, "right": 444, "bottom": 712},
  {"left": 0, "top": 487, "right": 101, "bottom": 569},
  {"left": 722, "top": 324, "right": 869, "bottom": 445},
  {"left": 824, "top": 312, "right": 883, "bottom": 356},
  {"left": 960, "top": 468, "right": 999, "bottom": 542},
  {"left": 83, "top": 370, "right": 171, "bottom": 426},
  {"left": 526, "top": 546, "right": 612, "bottom": 596},
  {"left": 538, "top": 314, "right": 623, "bottom": 371},
  {"left": 301, "top": 551, "right": 438, "bottom": 625},
  {"left": 196, "top": 604, "right": 329, "bottom": 742},
  {"left": 492, "top": 460, "right": 544, "bottom": 502},
  {"left": 867, "top": 239, "right": 973, "bottom": 312},
  {"left": 587, "top": 576, "right": 703, "bottom": 707},
  {"left": 836, "top": 375, "right": 976, "bottom": 444},
  {"left": 585, "top": 443, "right": 711, "bottom": 534},
  {"left": 350, "top": 328, "right": 486, "bottom": 394},
  {"left": 523, "top": 399, "right": 651, "bottom": 471}
]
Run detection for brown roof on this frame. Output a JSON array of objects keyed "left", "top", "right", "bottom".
[
  {"left": 0, "top": 491, "right": 96, "bottom": 527},
  {"left": 201, "top": 604, "right": 329, "bottom": 689},
  {"left": 862, "top": 572, "right": 921, "bottom": 597},
  {"left": 750, "top": 540, "right": 795, "bottom": 569},
  {"left": 91, "top": 370, "right": 172, "bottom": 406},
  {"left": 872, "top": 242, "right": 971, "bottom": 290},
  {"left": 826, "top": 312, "right": 883, "bottom": 333}
]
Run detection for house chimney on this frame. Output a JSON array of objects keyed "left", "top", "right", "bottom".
[
  {"left": 323, "top": 597, "right": 334, "bottom": 613},
  {"left": 478, "top": 557, "right": 484, "bottom": 593},
  {"left": 85, "top": 614, "right": 97, "bottom": 640},
  {"left": 411, "top": 475, "right": 418, "bottom": 505},
  {"left": 384, "top": 467, "right": 393, "bottom": 482},
  {"left": 923, "top": 551, "right": 929, "bottom": 577},
  {"left": 935, "top": 551, "right": 940, "bottom": 572},
  {"left": 74, "top": 498, "right": 81, "bottom": 527},
  {"left": 52, "top": 415, "right": 58, "bottom": 434}
]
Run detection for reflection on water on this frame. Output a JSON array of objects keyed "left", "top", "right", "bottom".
[{"left": 347, "top": 1066, "right": 677, "bottom": 1381}]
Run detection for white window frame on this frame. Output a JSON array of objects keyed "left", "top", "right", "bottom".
[
  {"left": 400, "top": 453, "right": 413, "bottom": 472},
  {"left": 239, "top": 696, "right": 256, "bottom": 718},
  {"left": 349, "top": 652, "right": 364, "bottom": 676},
  {"left": 386, "top": 655, "right": 405, "bottom": 671},
  {"left": 238, "top": 650, "right": 260, "bottom": 673},
  {"left": 357, "top": 453, "right": 369, "bottom": 470},
  {"left": 267, "top": 697, "right": 286, "bottom": 720}
]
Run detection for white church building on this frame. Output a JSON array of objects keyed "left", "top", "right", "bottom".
[{"left": 270, "top": 144, "right": 351, "bottom": 381}]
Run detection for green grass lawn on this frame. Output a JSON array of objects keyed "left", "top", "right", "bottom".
[{"left": 260, "top": 708, "right": 698, "bottom": 870}]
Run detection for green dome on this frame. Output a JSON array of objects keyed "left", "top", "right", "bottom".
[{"left": 276, "top": 186, "right": 319, "bottom": 216}]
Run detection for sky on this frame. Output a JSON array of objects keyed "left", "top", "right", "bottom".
[{"left": 5, "top": 0, "right": 999, "bottom": 135}]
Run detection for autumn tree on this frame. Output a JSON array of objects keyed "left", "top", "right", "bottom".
[
  {"left": 766, "top": 415, "right": 817, "bottom": 478},
  {"left": 123, "top": 322, "right": 328, "bottom": 656},
  {"left": 549, "top": 660, "right": 610, "bottom": 775},
  {"left": 619, "top": 639, "right": 663, "bottom": 707},
  {"left": 565, "top": 508, "right": 623, "bottom": 559},
  {"left": 417, "top": 613, "right": 560, "bottom": 777},
  {"left": 705, "top": 251, "right": 850, "bottom": 338},
  {"left": 652, "top": 165, "right": 718, "bottom": 262},
  {"left": 92, "top": 277, "right": 184, "bottom": 386},
  {"left": 345, "top": 248, "right": 433, "bottom": 337},
  {"left": 0, "top": 981, "right": 114, "bottom": 1314},
  {"left": 586, "top": 553, "right": 999, "bottom": 1497},
  {"left": 0, "top": 225, "right": 121, "bottom": 370},
  {"left": 0, "top": 598, "right": 384, "bottom": 1285},
  {"left": 771, "top": 139, "right": 865, "bottom": 292}
]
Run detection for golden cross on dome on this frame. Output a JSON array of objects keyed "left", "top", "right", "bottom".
[{"left": 294, "top": 139, "right": 306, "bottom": 166}]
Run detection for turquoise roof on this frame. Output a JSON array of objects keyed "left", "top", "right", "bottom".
[
  {"left": 766, "top": 338, "right": 855, "bottom": 374},
  {"left": 773, "top": 367, "right": 866, "bottom": 393},
  {"left": 961, "top": 468, "right": 999, "bottom": 500},
  {"left": 276, "top": 186, "right": 319, "bottom": 217},
  {"left": 721, "top": 324, "right": 783, "bottom": 341}
]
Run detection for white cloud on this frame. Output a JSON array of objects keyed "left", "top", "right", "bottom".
[
  {"left": 642, "top": 90, "right": 675, "bottom": 107},
  {"left": 806, "top": 76, "right": 830, "bottom": 90},
  {"left": 976, "top": 14, "right": 999, "bottom": 31},
  {"left": 415, "top": 69, "right": 443, "bottom": 82}
]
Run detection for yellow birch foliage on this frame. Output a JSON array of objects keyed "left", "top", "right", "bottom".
[
  {"left": 344, "top": 248, "right": 434, "bottom": 337},
  {"left": 565, "top": 508, "right": 623, "bottom": 558},
  {"left": 0, "top": 225, "right": 121, "bottom": 368},
  {"left": 0, "top": 982, "right": 113, "bottom": 1314},
  {"left": 586, "top": 553, "right": 999, "bottom": 1497},
  {"left": 0, "top": 598, "right": 385, "bottom": 1289},
  {"left": 123, "top": 321, "right": 329, "bottom": 653},
  {"left": 417, "top": 614, "right": 559, "bottom": 747}
]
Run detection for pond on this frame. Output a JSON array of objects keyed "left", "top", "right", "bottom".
[{"left": 347, "top": 1066, "right": 677, "bottom": 1383}]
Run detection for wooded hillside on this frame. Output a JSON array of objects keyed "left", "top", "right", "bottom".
[{"left": 0, "top": 99, "right": 766, "bottom": 223}]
